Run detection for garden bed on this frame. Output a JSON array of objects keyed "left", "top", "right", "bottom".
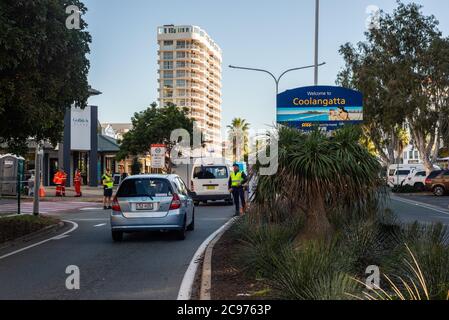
[
  {"left": 211, "top": 226, "right": 273, "bottom": 300},
  {"left": 0, "top": 215, "right": 60, "bottom": 244}
]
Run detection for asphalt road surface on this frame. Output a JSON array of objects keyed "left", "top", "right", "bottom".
[
  {"left": 1, "top": 194, "right": 448, "bottom": 300},
  {"left": 0, "top": 203, "right": 234, "bottom": 300}
]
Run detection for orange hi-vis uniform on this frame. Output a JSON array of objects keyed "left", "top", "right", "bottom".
[
  {"left": 53, "top": 171, "right": 67, "bottom": 196},
  {"left": 74, "top": 172, "right": 82, "bottom": 197}
]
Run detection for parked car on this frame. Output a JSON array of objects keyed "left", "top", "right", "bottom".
[
  {"left": 425, "top": 170, "right": 449, "bottom": 196},
  {"left": 190, "top": 158, "right": 233, "bottom": 206},
  {"left": 110, "top": 174, "right": 195, "bottom": 241},
  {"left": 388, "top": 164, "right": 440, "bottom": 187},
  {"left": 402, "top": 170, "right": 428, "bottom": 191}
]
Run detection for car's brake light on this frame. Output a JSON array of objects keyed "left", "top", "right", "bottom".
[
  {"left": 111, "top": 197, "right": 121, "bottom": 211},
  {"left": 170, "top": 193, "right": 182, "bottom": 210},
  {"left": 425, "top": 178, "right": 432, "bottom": 184}
]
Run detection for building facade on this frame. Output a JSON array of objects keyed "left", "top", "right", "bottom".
[{"left": 157, "top": 25, "right": 223, "bottom": 154}]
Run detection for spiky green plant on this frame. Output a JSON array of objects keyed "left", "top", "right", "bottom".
[{"left": 252, "top": 125, "right": 383, "bottom": 239}]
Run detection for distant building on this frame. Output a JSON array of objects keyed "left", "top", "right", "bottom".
[
  {"left": 101, "top": 123, "right": 132, "bottom": 141},
  {"left": 157, "top": 24, "right": 223, "bottom": 155}
]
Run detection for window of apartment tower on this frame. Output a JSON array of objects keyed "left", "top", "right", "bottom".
[
  {"left": 176, "top": 61, "right": 186, "bottom": 68},
  {"left": 176, "top": 70, "right": 186, "bottom": 77},
  {"left": 176, "top": 40, "right": 186, "bottom": 49},
  {"left": 163, "top": 61, "right": 173, "bottom": 70},
  {"left": 163, "top": 80, "right": 173, "bottom": 88},
  {"left": 164, "top": 71, "right": 173, "bottom": 78},
  {"left": 176, "top": 51, "right": 186, "bottom": 59},
  {"left": 163, "top": 52, "right": 173, "bottom": 60},
  {"left": 163, "top": 40, "right": 173, "bottom": 46},
  {"left": 176, "top": 79, "right": 186, "bottom": 87}
]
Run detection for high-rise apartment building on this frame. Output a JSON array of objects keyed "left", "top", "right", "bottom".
[{"left": 157, "top": 25, "right": 222, "bottom": 154}]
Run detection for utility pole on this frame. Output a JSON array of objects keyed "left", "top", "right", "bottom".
[{"left": 314, "top": 0, "right": 320, "bottom": 86}]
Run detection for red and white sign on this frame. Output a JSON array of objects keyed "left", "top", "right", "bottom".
[{"left": 151, "top": 144, "right": 166, "bottom": 169}]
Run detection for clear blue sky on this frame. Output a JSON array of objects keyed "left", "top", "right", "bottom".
[{"left": 84, "top": 0, "right": 449, "bottom": 135}]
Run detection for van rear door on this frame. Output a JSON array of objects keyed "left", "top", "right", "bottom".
[{"left": 192, "top": 165, "right": 229, "bottom": 196}]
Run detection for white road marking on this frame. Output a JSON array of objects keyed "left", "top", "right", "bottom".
[
  {"left": 391, "top": 196, "right": 449, "bottom": 216},
  {"left": 177, "top": 216, "right": 238, "bottom": 300},
  {"left": 79, "top": 207, "right": 103, "bottom": 211},
  {"left": 52, "top": 235, "right": 70, "bottom": 240},
  {"left": 70, "top": 218, "right": 108, "bottom": 221},
  {"left": 94, "top": 223, "right": 107, "bottom": 227},
  {"left": 0, "top": 220, "right": 78, "bottom": 261}
]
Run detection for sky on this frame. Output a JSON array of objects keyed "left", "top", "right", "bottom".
[{"left": 83, "top": 0, "right": 449, "bottom": 135}]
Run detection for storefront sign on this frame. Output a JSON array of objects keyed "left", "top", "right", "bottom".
[
  {"left": 71, "top": 106, "right": 91, "bottom": 150},
  {"left": 277, "top": 86, "right": 363, "bottom": 131}
]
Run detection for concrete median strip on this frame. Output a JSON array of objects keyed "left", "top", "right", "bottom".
[{"left": 177, "top": 216, "right": 238, "bottom": 300}]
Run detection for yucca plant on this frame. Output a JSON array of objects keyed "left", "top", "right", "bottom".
[
  {"left": 349, "top": 243, "right": 449, "bottom": 300},
  {"left": 252, "top": 125, "right": 383, "bottom": 240}
]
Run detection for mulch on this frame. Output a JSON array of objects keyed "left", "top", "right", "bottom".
[{"left": 210, "top": 227, "right": 273, "bottom": 300}]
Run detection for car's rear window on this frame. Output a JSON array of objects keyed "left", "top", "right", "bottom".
[
  {"left": 117, "top": 178, "right": 173, "bottom": 197},
  {"left": 427, "top": 170, "right": 443, "bottom": 179},
  {"left": 193, "top": 166, "right": 228, "bottom": 179},
  {"left": 396, "top": 170, "right": 410, "bottom": 176}
]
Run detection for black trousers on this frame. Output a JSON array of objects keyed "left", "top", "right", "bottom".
[{"left": 232, "top": 187, "right": 245, "bottom": 212}]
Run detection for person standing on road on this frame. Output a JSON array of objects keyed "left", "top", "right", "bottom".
[
  {"left": 74, "top": 169, "right": 82, "bottom": 197},
  {"left": 53, "top": 168, "right": 67, "bottom": 197},
  {"left": 102, "top": 168, "right": 114, "bottom": 210},
  {"left": 228, "top": 163, "right": 248, "bottom": 216}
]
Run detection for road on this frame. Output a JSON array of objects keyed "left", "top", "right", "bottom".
[
  {"left": 0, "top": 203, "right": 234, "bottom": 300},
  {"left": 0, "top": 194, "right": 448, "bottom": 300}
]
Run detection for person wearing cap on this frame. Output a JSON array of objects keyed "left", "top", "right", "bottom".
[{"left": 228, "top": 163, "right": 248, "bottom": 216}]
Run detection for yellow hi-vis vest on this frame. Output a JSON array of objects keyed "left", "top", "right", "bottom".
[
  {"left": 230, "top": 171, "right": 243, "bottom": 187},
  {"left": 102, "top": 174, "right": 113, "bottom": 189}
]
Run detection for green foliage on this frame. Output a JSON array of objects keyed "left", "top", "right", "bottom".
[
  {"left": 227, "top": 118, "right": 250, "bottom": 162},
  {"left": 337, "top": 1, "right": 449, "bottom": 170},
  {"left": 253, "top": 125, "right": 382, "bottom": 230},
  {"left": 0, "top": 0, "right": 91, "bottom": 155},
  {"left": 130, "top": 158, "right": 141, "bottom": 175},
  {"left": 0, "top": 215, "right": 59, "bottom": 243},
  {"left": 117, "top": 102, "right": 194, "bottom": 160}
]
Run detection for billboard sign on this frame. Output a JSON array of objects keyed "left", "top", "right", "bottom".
[
  {"left": 151, "top": 144, "right": 166, "bottom": 169},
  {"left": 277, "top": 86, "right": 363, "bottom": 131},
  {"left": 70, "top": 106, "right": 91, "bottom": 150}
]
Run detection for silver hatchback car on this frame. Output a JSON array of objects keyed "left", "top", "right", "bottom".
[{"left": 110, "top": 174, "right": 195, "bottom": 241}]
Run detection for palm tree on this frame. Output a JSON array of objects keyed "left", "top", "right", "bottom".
[
  {"left": 227, "top": 118, "right": 250, "bottom": 162},
  {"left": 252, "top": 125, "right": 382, "bottom": 240}
]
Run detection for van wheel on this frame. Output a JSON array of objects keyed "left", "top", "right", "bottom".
[
  {"left": 433, "top": 186, "right": 445, "bottom": 197},
  {"left": 176, "top": 220, "right": 187, "bottom": 240},
  {"left": 187, "top": 211, "right": 195, "bottom": 231},
  {"left": 414, "top": 182, "right": 425, "bottom": 192},
  {"left": 112, "top": 231, "right": 123, "bottom": 242}
]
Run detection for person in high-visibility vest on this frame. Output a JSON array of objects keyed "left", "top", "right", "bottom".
[
  {"left": 102, "top": 168, "right": 114, "bottom": 209},
  {"left": 228, "top": 163, "right": 248, "bottom": 216},
  {"left": 53, "top": 169, "right": 67, "bottom": 197},
  {"left": 74, "top": 169, "right": 82, "bottom": 197}
]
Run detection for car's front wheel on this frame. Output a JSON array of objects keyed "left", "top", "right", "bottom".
[
  {"left": 433, "top": 185, "right": 445, "bottom": 197},
  {"left": 112, "top": 230, "right": 123, "bottom": 242}
]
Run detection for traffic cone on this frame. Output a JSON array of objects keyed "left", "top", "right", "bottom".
[{"left": 39, "top": 186, "right": 46, "bottom": 198}]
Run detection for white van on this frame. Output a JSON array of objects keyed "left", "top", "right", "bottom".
[
  {"left": 190, "top": 158, "right": 233, "bottom": 205},
  {"left": 387, "top": 164, "right": 440, "bottom": 187}
]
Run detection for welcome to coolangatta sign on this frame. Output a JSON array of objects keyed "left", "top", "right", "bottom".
[{"left": 277, "top": 86, "right": 363, "bottom": 131}]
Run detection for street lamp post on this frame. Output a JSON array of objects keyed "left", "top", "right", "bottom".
[
  {"left": 229, "top": 62, "right": 326, "bottom": 107},
  {"left": 314, "top": 0, "right": 320, "bottom": 85}
]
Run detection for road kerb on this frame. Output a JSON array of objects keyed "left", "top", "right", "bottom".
[{"left": 177, "top": 216, "right": 238, "bottom": 300}]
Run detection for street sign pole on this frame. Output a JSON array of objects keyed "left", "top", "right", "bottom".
[{"left": 33, "top": 143, "right": 42, "bottom": 216}]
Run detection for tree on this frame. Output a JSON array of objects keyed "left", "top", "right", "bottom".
[
  {"left": 0, "top": 0, "right": 91, "bottom": 155},
  {"left": 337, "top": 2, "right": 449, "bottom": 173},
  {"left": 117, "top": 103, "right": 195, "bottom": 171},
  {"left": 227, "top": 118, "right": 250, "bottom": 162},
  {"left": 252, "top": 126, "right": 381, "bottom": 239}
]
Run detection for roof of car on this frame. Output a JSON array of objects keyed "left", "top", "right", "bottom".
[{"left": 123, "top": 174, "right": 178, "bottom": 180}]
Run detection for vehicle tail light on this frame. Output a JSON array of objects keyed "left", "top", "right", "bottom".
[
  {"left": 111, "top": 197, "right": 121, "bottom": 211},
  {"left": 170, "top": 193, "right": 182, "bottom": 210},
  {"left": 425, "top": 178, "right": 431, "bottom": 184}
]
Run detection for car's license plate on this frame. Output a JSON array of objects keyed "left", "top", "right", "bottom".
[
  {"left": 136, "top": 203, "right": 153, "bottom": 210},
  {"left": 206, "top": 186, "right": 216, "bottom": 190}
]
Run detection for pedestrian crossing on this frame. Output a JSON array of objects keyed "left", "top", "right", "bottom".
[{"left": 0, "top": 201, "right": 102, "bottom": 215}]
